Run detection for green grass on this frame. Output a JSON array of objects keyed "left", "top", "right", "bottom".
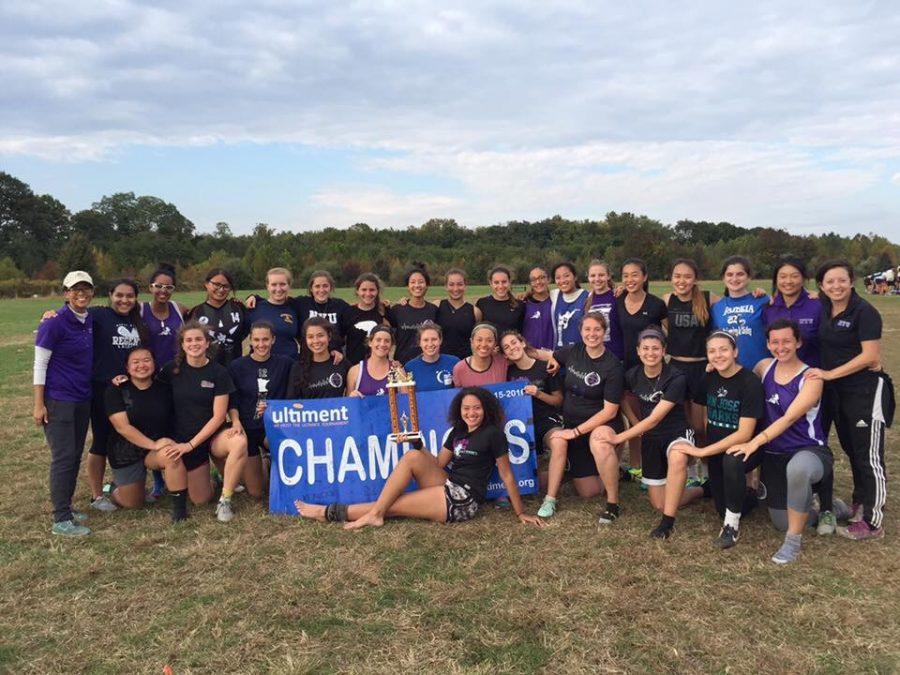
[{"left": 0, "top": 288, "right": 897, "bottom": 673}]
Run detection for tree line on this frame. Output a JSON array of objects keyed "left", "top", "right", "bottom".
[{"left": 1, "top": 170, "right": 897, "bottom": 296}]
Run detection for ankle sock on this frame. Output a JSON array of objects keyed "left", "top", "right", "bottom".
[
  {"left": 724, "top": 509, "right": 741, "bottom": 530},
  {"left": 221, "top": 488, "right": 234, "bottom": 501},
  {"left": 659, "top": 515, "right": 675, "bottom": 529}
]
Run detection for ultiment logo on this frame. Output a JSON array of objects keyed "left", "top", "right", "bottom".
[{"left": 270, "top": 402, "right": 350, "bottom": 426}]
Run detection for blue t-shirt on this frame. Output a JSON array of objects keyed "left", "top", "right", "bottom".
[
  {"left": 247, "top": 300, "right": 300, "bottom": 359},
  {"left": 403, "top": 354, "right": 460, "bottom": 391},
  {"left": 90, "top": 307, "right": 142, "bottom": 382},
  {"left": 228, "top": 353, "right": 294, "bottom": 429},
  {"left": 711, "top": 294, "right": 770, "bottom": 369}
]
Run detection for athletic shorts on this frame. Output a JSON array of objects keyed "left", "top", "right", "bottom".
[
  {"left": 112, "top": 458, "right": 147, "bottom": 486},
  {"left": 668, "top": 359, "right": 708, "bottom": 400},
  {"left": 245, "top": 428, "right": 266, "bottom": 458},
  {"left": 181, "top": 441, "right": 211, "bottom": 471},
  {"left": 641, "top": 429, "right": 695, "bottom": 486},
  {"left": 565, "top": 416, "right": 624, "bottom": 479},
  {"left": 444, "top": 480, "right": 479, "bottom": 523},
  {"left": 760, "top": 446, "right": 834, "bottom": 511},
  {"left": 534, "top": 414, "right": 564, "bottom": 455}
]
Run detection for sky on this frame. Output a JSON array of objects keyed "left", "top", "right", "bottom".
[{"left": 1, "top": 1, "right": 899, "bottom": 238}]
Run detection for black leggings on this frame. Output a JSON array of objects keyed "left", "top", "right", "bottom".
[{"left": 707, "top": 452, "right": 762, "bottom": 518}]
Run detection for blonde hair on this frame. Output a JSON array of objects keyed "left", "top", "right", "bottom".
[{"left": 266, "top": 267, "right": 293, "bottom": 285}]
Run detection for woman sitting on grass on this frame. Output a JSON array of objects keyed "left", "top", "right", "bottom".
[{"left": 295, "top": 387, "right": 545, "bottom": 528}]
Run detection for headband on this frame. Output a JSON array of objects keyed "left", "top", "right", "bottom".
[{"left": 707, "top": 330, "right": 737, "bottom": 347}]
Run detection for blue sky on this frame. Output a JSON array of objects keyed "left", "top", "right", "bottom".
[{"left": 1, "top": 1, "right": 899, "bottom": 238}]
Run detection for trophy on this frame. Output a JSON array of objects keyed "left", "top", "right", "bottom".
[{"left": 387, "top": 367, "right": 424, "bottom": 446}]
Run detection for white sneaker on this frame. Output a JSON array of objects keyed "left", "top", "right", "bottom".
[
  {"left": 90, "top": 495, "right": 117, "bottom": 512},
  {"left": 216, "top": 499, "right": 234, "bottom": 523}
]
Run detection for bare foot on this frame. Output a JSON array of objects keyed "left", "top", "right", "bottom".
[
  {"left": 295, "top": 500, "right": 327, "bottom": 522},
  {"left": 343, "top": 510, "right": 384, "bottom": 530}
]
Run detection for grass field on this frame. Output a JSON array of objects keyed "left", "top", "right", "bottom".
[{"left": 0, "top": 284, "right": 897, "bottom": 673}]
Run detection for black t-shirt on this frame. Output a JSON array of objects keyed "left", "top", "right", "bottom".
[
  {"left": 444, "top": 424, "right": 508, "bottom": 502},
  {"left": 104, "top": 380, "right": 173, "bottom": 469},
  {"left": 293, "top": 296, "right": 350, "bottom": 350},
  {"left": 553, "top": 344, "right": 625, "bottom": 424},
  {"left": 666, "top": 291, "right": 711, "bottom": 359},
  {"left": 507, "top": 360, "right": 561, "bottom": 423},
  {"left": 436, "top": 299, "right": 476, "bottom": 359},
  {"left": 694, "top": 367, "right": 765, "bottom": 445},
  {"left": 228, "top": 354, "right": 294, "bottom": 429},
  {"left": 157, "top": 360, "right": 235, "bottom": 443},
  {"left": 476, "top": 296, "right": 525, "bottom": 333},
  {"left": 819, "top": 290, "right": 883, "bottom": 387},
  {"left": 625, "top": 362, "right": 689, "bottom": 440},
  {"left": 617, "top": 293, "right": 668, "bottom": 371},
  {"left": 387, "top": 303, "right": 439, "bottom": 364},
  {"left": 188, "top": 300, "right": 248, "bottom": 366},
  {"left": 288, "top": 358, "right": 350, "bottom": 399},
  {"left": 90, "top": 307, "right": 143, "bottom": 383},
  {"left": 340, "top": 304, "right": 386, "bottom": 364}
]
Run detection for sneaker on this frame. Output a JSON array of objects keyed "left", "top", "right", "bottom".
[
  {"left": 598, "top": 506, "right": 619, "bottom": 525},
  {"left": 817, "top": 511, "right": 837, "bottom": 536},
  {"left": 649, "top": 523, "right": 674, "bottom": 540},
  {"left": 215, "top": 499, "right": 234, "bottom": 523},
  {"left": 833, "top": 498, "right": 852, "bottom": 522},
  {"left": 838, "top": 520, "right": 884, "bottom": 541},
  {"left": 686, "top": 476, "right": 707, "bottom": 489},
  {"left": 771, "top": 541, "right": 800, "bottom": 565},
  {"left": 714, "top": 524, "right": 739, "bottom": 549},
  {"left": 494, "top": 496, "right": 511, "bottom": 509},
  {"left": 71, "top": 510, "right": 88, "bottom": 523},
  {"left": 90, "top": 495, "right": 117, "bottom": 512},
  {"left": 848, "top": 503, "right": 863, "bottom": 523},
  {"left": 51, "top": 520, "right": 91, "bottom": 537},
  {"left": 537, "top": 497, "right": 557, "bottom": 518}
]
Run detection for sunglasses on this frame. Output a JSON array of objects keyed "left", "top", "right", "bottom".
[{"left": 150, "top": 283, "right": 175, "bottom": 292}]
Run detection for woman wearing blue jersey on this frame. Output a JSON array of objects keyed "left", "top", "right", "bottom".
[
  {"left": 404, "top": 324, "right": 459, "bottom": 391},
  {"left": 245, "top": 268, "right": 301, "bottom": 359},
  {"left": 728, "top": 319, "right": 842, "bottom": 564},
  {"left": 711, "top": 256, "right": 769, "bottom": 370}
]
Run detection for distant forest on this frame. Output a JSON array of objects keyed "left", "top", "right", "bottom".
[{"left": 1, "top": 170, "right": 898, "bottom": 295}]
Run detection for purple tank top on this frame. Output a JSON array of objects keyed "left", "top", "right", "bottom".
[
  {"left": 522, "top": 297, "right": 554, "bottom": 350},
  {"left": 356, "top": 359, "right": 388, "bottom": 396},
  {"left": 142, "top": 301, "right": 183, "bottom": 370},
  {"left": 588, "top": 290, "right": 624, "bottom": 360},
  {"left": 762, "top": 361, "right": 826, "bottom": 454}
]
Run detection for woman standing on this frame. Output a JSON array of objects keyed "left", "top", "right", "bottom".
[
  {"left": 34, "top": 271, "right": 95, "bottom": 536},
  {"left": 387, "top": 264, "right": 439, "bottom": 364},
  {"left": 141, "top": 264, "right": 188, "bottom": 369},
  {"left": 616, "top": 259, "right": 667, "bottom": 372},
  {"left": 583, "top": 260, "right": 624, "bottom": 360},
  {"left": 805, "top": 259, "right": 890, "bottom": 541},
  {"left": 404, "top": 325, "right": 459, "bottom": 391},
  {"left": 246, "top": 268, "right": 301, "bottom": 359},
  {"left": 341, "top": 273, "right": 389, "bottom": 365},
  {"left": 476, "top": 266, "right": 525, "bottom": 334},
  {"left": 295, "top": 271, "right": 351, "bottom": 351},
  {"left": 296, "top": 387, "right": 544, "bottom": 528},
  {"left": 727, "top": 319, "right": 839, "bottom": 563},
  {"left": 229, "top": 321, "right": 295, "bottom": 497},
  {"left": 711, "top": 256, "right": 770, "bottom": 370},
  {"left": 763, "top": 257, "right": 821, "bottom": 366},
  {"left": 537, "top": 313, "right": 624, "bottom": 521},
  {"left": 662, "top": 331, "right": 765, "bottom": 547},
  {"left": 105, "top": 347, "right": 189, "bottom": 522},
  {"left": 157, "top": 321, "right": 248, "bottom": 522},
  {"left": 188, "top": 268, "right": 248, "bottom": 366},
  {"left": 347, "top": 326, "right": 400, "bottom": 397},
  {"left": 522, "top": 266, "right": 555, "bottom": 350},
  {"left": 435, "top": 268, "right": 480, "bottom": 359},
  {"left": 550, "top": 262, "right": 589, "bottom": 348},
  {"left": 289, "top": 317, "right": 351, "bottom": 398}
]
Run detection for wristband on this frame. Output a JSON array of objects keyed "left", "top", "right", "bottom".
[{"left": 188, "top": 441, "right": 194, "bottom": 450}]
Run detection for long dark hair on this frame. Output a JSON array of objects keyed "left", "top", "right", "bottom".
[
  {"left": 621, "top": 257, "right": 650, "bottom": 293},
  {"left": 447, "top": 386, "right": 505, "bottom": 434},
  {"left": 107, "top": 278, "right": 150, "bottom": 345},
  {"left": 720, "top": 256, "right": 753, "bottom": 297},
  {"left": 815, "top": 259, "right": 856, "bottom": 308},
  {"left": 172, "top": 319, "right": 210, "bottom": 375},
  {"left": 205, "top": 268, "right": 237, "bottom": 299},
  {"left": 488, "top": 265, "right": 518, "bottom": 309},
  {"left": 294, "top": 317, "right": 334, "bottom": 392},
  {"left": 771, "top": 257, "right": 808, "bottom": 296},
  {"left": 670, "top": 258, "right": 709, "bottom": 326}
]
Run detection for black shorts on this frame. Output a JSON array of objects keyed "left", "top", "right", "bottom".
[
  {"left": 534, "top": 414, "right": 564, "bottom": 455},
  {"left": 760, "top": 447, "right": 834, "bottom": 511},
  {"left": 668, "top": 359, "right": 707, "bottom": 400},
  {"left": 641, "top": 429, "right": 695, "bottom": 486},
  {"left": 245, "top": 428, "right": 266, "bottom": 458},
  {"left": 565, "top": 416, "right": 624, "bottom": 479},
  {"left": 444, "top": 480, "right": 479, "bottom": 523},
  {"left": 181, "top": 441, "right": 211, "bottom": 471}
]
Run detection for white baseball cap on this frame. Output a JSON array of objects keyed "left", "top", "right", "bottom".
[{"left": 63, "top": 271, "right": 94, "bottom": 289}]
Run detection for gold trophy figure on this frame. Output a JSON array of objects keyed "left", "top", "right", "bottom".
[{"left": 387, "top": 367, "right": 425, "bottom": 446}]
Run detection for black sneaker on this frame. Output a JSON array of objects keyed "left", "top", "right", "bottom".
[
  {"left": 650, "top": 522, "right": 674, "bottom": 540},
  {"left": 714, "top": 524, "right": 739, "bottom": 549},
  {"left": 598, "top": 505, "right": 620, "bottom": 524}
]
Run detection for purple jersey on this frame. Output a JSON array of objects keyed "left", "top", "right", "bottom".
[
  {"left": 763, "top": 290, "right": 821, "bottom": 367},
  {"left": 355, "top": 359, "right": 388, "bottom": 396},
  {"left": 761, "top": 360, "right": 826, "bottom": 454},
  {"left": 35, "top": 305, "right": 93, "bottom": 401},
  {"left": 522, "top": 297, "right": 554, "bottom": 350},
  {"left": 141, "top": 301, "right": 184, "bottom": 370},
  {"left": 587, "top": 290, "right": 624, "bottom": 360}
]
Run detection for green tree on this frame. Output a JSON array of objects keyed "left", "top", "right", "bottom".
[{"left": 58, "top": 232, "right": 97, "bottom": 279}]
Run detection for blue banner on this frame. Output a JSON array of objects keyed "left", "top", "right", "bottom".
[{"left": 264, "top": 382, "right": 538, "bottom": 515}]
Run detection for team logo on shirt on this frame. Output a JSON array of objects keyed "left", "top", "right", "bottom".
[
  {"left": 530, "top": 310, "right": 542, "bottom": 319},
  {"left": 716, "top": 387, "right": 728, "bottom": 398},
  {"left": 452, "top": 438, "right": 476, "bottom": 457},
  {"left": 557, "top": 309, "right": 580, "bottom": 332},
  {"left": 328, "top": 373, "right": 344, "bottom": 388},
  {"left": 257, "top": 378, "right": 270, "bottom": 393},
  {"left": 159, "top": 326, "right": 172, "bottom": 336},
  {"left": 310, "top": 310, "right": 338, "bottom": 323},
  {"left": 113, "top": 325, "right": 141, "bottom": 348},
  {"left": 641, "top": 390, "right": 663, "bottom": 403},
  {"left": 436, "top": 370, "right": 453, "bottom": 386},
  {"left": 766, "top": 393, "right": 779, "bottom": 405},
  {"left": 354, "top": 320, "right": 379, "bottom": 335},
  {"left": 280, "top": 313, "right": 294, "bottom": 324},
  {"left": 837, "top": 320, "right": 852, "bottom": 328},
  {"left": 201, "top": 380, "right": 215, "bottom": 388},
  {"left": 197, "top": 316, "right": 210, "bottom": 325},
  {"left": 584, "top": 371, "right": 601, "bottom": 387}
]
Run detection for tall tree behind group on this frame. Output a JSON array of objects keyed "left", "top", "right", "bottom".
[{"left": 0, "top": 171, "right": 897, "bottom": 293}]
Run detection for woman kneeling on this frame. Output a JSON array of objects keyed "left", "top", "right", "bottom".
[{"left": 296, "top": 387, "right": 544, "bottom": 528}]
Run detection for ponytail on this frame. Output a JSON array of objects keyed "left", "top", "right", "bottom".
[{"left": 671, "top": 258, "right": 709, "bottom": 326}]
